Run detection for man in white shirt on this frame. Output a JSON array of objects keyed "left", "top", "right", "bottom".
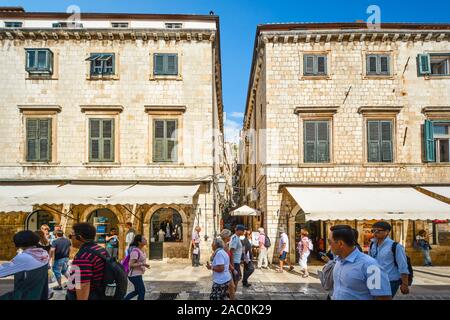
[
  {"left": 125, "top": 222, "right": 136, "bottom": 256},
  {"left": 277, "top": 228, "right": 290, "bottom": 273}
]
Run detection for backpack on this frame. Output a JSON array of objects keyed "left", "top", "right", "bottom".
[
  {"left": 121, "top": 248, "right": 140, "bottom": 275},
  {"left": 86, "top": 247, "right": 128, "bottom": 300},
  {"left": 370, "top": 241, "right": 414, "bottom": 286},
  {"left": 264, "top": 235, "right": 271, "bottom": 248},
  {"left": 318, "top": 259, "right": 336, "bottom": 292}
]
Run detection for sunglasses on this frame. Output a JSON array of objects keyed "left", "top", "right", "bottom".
[{"left": 371, "top": 229, "right": 386, "bottom": 234}]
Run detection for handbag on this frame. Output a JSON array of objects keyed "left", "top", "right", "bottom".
[{"left": 193, "top": 247, "right": 200, "bottom": 255}]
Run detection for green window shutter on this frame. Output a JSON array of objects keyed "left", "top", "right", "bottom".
[
  {"left": 304, "top": 55, "right": 314, "bottom": 75},
  {"left": 47, "top": 50, "right": 54, "bottom": 74},
  {"left": 166, "top": 120, "right": 177, "bottom": 161},
  {"left": 26, "top": 119, "right": 39, "bottom": 161},
  {"left": 317, "top": 56, "right": 327, "bottom": 75},
  {"left": 367, "top": 55, "right": 378, "bottom": 74},
  {"left": 380, "top": 55, "right": 390, "bottom": 75},
  {"left": 154, "top": 54, "right": 165, "bottom": 75},
  {"left": 304, "top": 121, "right": 317, "bottom": 162},
  {"left": 166, "top": 54, "right": 178, "bottom": 75},
  {"left": 153, "top": 120, "right": 165, "bottom": 162},
  {"left": 367, "top": 121, "right": 381, "bottom": 162},
  {"left": 38, "top": 119, "right": 51, "bottom": 161},
  {"left": 153, "top": 120, "right": 178, "bottom": 162},
  {"left": 424, "top": 120, "right": 436, "bottom": 162},
  {"left": 380, "top": 121, "right": 393, "bottom": 162},
  {"left": 316, "top": 121, "right": 329, "bottom": 162},
  {"left": 418, "top": 54, "right": 431, "bottom": 75},
  {"left": 102, "top": 119, "right": 114, "bottom": 161},
  {"left": 89, "top": 119, "right": 101, "bottom": 161}
]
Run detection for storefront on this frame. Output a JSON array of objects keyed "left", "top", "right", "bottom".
[{"left": 284, "top": 185, "right": 450, "bottom": 265}]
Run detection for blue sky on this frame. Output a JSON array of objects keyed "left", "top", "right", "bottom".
[{"left": 2, "top": 0, "right": 450, "bottom": 142}]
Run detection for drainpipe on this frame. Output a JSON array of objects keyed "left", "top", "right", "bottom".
[{"left": 211, "top": 41, "right": 217, "bottom": 238}]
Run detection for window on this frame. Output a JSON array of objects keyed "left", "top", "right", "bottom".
[
  {"left": 303, "top": 54, "right": 327, "bottom": 76},
  {"left": 52, "top": 22, "right": 83, "bottom": 28},
  {"left": 418, "top": 53, "right": 450, "bottom": 76},
  {"left": 25, "top": 49, "right": 53, "bottom": 74},
  {"left": 5, "top": 21, "right": 22, "bottom": 28},
  {"left": 154, "top": 53, "right": 178, "bottom": 76},
  {"left": 111, "top": 22, "right": 129, "bottom": 28},
  {"left": 26, "top": 118, "right": 52, "bottom": 162},
  {"left": 87, "top": 53, "right": 115, "bottom": 76},
  {"left": 153, "top": 120, "right": 178, "bottom": 162},
  {"left": 424, "top": 120, "right": 450, "bottom": 163},
  {"left": 165, "top": 23, "right": 182, "bottom": 29},
  {"left": 89, "top": 119, "right": 115, "bottom": 162},
  {"left": 366, "top": 54, "right": 391, "bottom": 76},
  {"left": 304, "top": 120, "right": 330, "bottom": 163},
  {"left": 367, "top": 120, "right": 393, "bottom": 162}
]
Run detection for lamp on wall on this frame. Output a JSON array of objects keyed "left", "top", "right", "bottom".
[{"left": 216, "top": 175, "right": 226, "bottom": 196}]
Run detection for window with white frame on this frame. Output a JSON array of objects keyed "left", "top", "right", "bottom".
[
  {"left": 366, "top": 54, "right": 391, "bottom": 76},
  {"left": 25, "top": 48, "right": 53, "bottom": 75},
  {"left": 87, "top": 53, "right": 115, "bottom": 76},
  {"left": 418, "top": 53, "right": 450, "bottom": 76},
  {"left": 165, "top": 23, "right": 182, "bottom": 29},
  {"left": 5, "top": 21, "right": 22, "bottom": 28},
  {"left": 303, "top": 54, "right": 327, "bottom": 76}
]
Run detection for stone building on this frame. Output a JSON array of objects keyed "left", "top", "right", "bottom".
[
  {"left": 0, "top": 7, "right": 226, "bottom": 262},
  {"left": 240, "top": 22, "right": 450, "bottom": 265}
]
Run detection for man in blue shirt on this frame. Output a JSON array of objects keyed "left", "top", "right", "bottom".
[
  {"left": 330, "top": 225, "right": 392, "bottom": 300},
  {"left": 229, "top": 224, "right": 245, "bottom": 287},
  {"left": 369, "top": 221, "right": 410, "bottom": 297}
]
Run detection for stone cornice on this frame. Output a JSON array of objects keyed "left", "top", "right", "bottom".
[
  {"left": 358, "top": 106, "right": 403, "bottom": 115},
  {"left": 0, "top": 28, "right": 216, "bottom": 42},
  {"left": 260, "top": 30, "right": 450, "bottom": 44},
  {"left": 18, "top": 104, "right": 61, "bottom": 112},
  {"left": 422, "top": 106, "right": 450, "bottom": 118},
  {"left": 145, "top": 105, "right": 186, "bottom": 113},
  {"left": 80, "top": 105, "right": 124, "bottom": 113},
  {"left": 294, "top": 106, "right": 339, "bottom": 115}
]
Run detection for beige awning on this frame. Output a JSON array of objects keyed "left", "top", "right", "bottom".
[
  {"left": 25, "top": 183, "right": 200, "bottom": 206},
  {"left": 230, "top": 205, "right": 261, "bottom": 216},
  {"left": 0, "top": 184, "right": 61, "bottom": 213},
  {"left": 286, "top": 186, "right": 450, "bottom": 221}
]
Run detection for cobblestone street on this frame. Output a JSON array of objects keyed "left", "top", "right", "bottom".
[{"left": 2, "top": 261, "right": 450, "bottom": 300}]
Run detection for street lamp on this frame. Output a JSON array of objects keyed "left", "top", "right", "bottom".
[{"left": 216, "top": 175, "right": 226, "bottom": 196}]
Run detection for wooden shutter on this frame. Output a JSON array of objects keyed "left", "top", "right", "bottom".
[
  {"left": 154, "top": 54, "right": 165, "bottom": 75},
  {"left": 418, "top": 54, "right": 431, "bottom": 75},
  {"left": 424, "top": 120, "right": 436, "bottom": 162},
  {"left": 38, "top": 119, "right": 51, "bottom": 161},
  {"left": 89, "top": 119, "right": 101, "bottom": 161},
  {"left": 102, "top": 119, "right": 114, "bottom": 161},
  {"left": 381, "top": 121, "right": 393, "bottom": 162},
  {"left": 166, "top": 54, "right": 178, "bottom": 75},
  {"left": 26, "top": 119, "right": 38, "bottom": 161},
  {"left": 166, "top": 120, "right": 177, "bottom": 161},
  {"left": 380, "top": 55, "right": 390, "bottom": 75},
  {"left": 304, "top": 55, "right": 314, "bottom": 75},
  {"left": 304, "top": 121, "right": 317, "bottom": 162},
  {"left": 317, "top": 56, "right": 327, "bottom": 75},
  {"left": 367, "top": 121, "right": 381, "bottom": 162},
  {"left": 367, "top": 55, "right": 378, "bottom": 74},
  {"left": 316, "top": 121, "right": 329, "bottom": 162},
  {"left": 153, "top": 120, "right": 165, "bottom": 162}
]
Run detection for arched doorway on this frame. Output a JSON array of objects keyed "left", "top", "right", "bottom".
[
  {"left": 87, "top": 208, "right": 119, "bottom": 245},
  {"left": 149, "top": 207, "right": 183, "bottom": 260},
  {"left": 26, "top": 210, "right": 56, "bottom": 231},
  {"left": 294, "top": 211, "right": 321, "bottom": 262}
]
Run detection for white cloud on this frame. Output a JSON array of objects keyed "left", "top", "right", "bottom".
[
  {"left": 224, "top": 118, "right": 242, "bottom": 144},
  {"left": 230, "top": 111, "right": 244, "bottom": 119}
]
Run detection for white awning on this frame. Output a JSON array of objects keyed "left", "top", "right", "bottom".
[
  {"left": 422, "top": 186, "right": 450, "bottom": 201},
  {"left": 0, "top": 184, "right": 61, "bottom": 213},
  {"left": 286, "top": 187, "right": 450, "bottom": 221},
  {"left": 109, "top": 184, "right": 201, "bottom": 205},
  {"left": 230, "top": 205, "right": 261, "bottom": 216},
  {"left": 25, "top": 183, "right": 201, "bottom": 206}
]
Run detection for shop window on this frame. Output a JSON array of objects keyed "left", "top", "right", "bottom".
[
  {"left": 150, "top": 208, "right": 183, "bottom": 243},
  {"left": 87, "top": 209, "right": 119, "bottom": 244}
]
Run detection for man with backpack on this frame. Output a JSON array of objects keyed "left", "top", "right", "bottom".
[
  {"left": 67, "top": 223, "right": 127, "bottom": 300},
  {"left": 369, "top": 221, "right": 412, "bottom": 298},
  {"left": 257, "top": 227, "right": 269, "bottom": 269}
]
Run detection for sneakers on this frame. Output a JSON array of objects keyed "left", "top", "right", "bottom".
[{"left": 53, "top": 286, "right": 64, "bottom": 291}]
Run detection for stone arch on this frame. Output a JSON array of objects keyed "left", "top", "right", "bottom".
[
  {"left": 79, "top": 205, "right": 126, "bottom": 225},
  {"left": 144, "top": 204, "right": 188, "bottom": 224},
  {"left": 25, "top": 209, "right": 61, "bottom": 231}
]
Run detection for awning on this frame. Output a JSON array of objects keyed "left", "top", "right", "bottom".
[
  {"left": 230, "top": 205, "right": 261, "bottom": 216},
  {"left": 109, "top": 184, "right": 201, "bottom": 205},
  {"left": 0, "top": 184, "right": 61, "bottom": 213},
  {"left": 286, "top": 187, "right": 450, "bottom": 221},
  {"left": 422, "top": 186, "right": 450, "bottom": 201},
  {"left": 25, "top": 183, "right": 201, "bottom": 206}
]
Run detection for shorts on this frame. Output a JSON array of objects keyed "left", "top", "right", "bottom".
[
  {"left": 233, "top": 263, "right": 242, "bottom": 282},
  {"left": 279, "top": 252, "right": 287, "bottom": 261},
  {"left": 52, "top": 257, "right": 69, "bottom": 280}
]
